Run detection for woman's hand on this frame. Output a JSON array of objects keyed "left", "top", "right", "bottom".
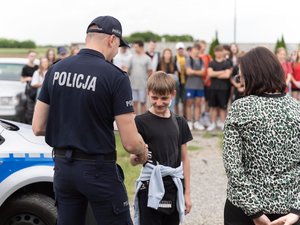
[
  {"left": 253, "top": 214, "right": 271, "bottom": 225},
  {"left": 270, "top": 213, "right": 300, "bottom": 225}
]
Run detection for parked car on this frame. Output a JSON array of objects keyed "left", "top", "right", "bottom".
[
  {"left": 0, "top": 58, "right": 38, "bottom": 121},
  {"left": 0, "top": 119, "right": 96, "bottom": 225}
]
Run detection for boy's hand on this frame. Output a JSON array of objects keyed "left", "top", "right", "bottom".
[
  {"left": 184, "top": 193, "right": 192, "bottom": 215},
  {"left": 130, "top": 154, "right": 140, "bottom": 166}
]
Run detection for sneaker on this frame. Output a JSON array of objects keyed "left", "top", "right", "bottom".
[
  {"left": 206, "top": 123, "right": 216, "bottom": 132},
  {"left": 202, "top": 114, "right": 211, "bottom": 128},
  {"left": 193, "top": 121, "right": 205, "bottom": 131},
  {"left": 217, "top": 121, "right": 225, "bottom": 130},
  {"left": 187, "top": 121, "right": 193, "bottom": 131}
]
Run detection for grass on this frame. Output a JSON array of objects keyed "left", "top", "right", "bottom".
[
  {"left": 114, "top": 132, "right": 141, "bottom": 199},
  {"left": 187, "top": 145, "right": 202, "bottom": 151}
]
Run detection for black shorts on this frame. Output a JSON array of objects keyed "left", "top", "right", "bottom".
[
  {"left": 208, "top": 89, "right": 230, "bottom": 109},
  {"left": 138, "top": 178, "right": 179, "bottom": 225},
  {"left": 175, "top": 83, "right": 186, "bottom": 104},
  {"left": 204, "top": 86, "right": 211, "bottom": 101},
  {"left": 292, "top": 88, "right": 300, "bottom": 92}
]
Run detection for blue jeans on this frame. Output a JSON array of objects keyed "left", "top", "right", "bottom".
[{"left": 54, "top": 156, "right": 132, "bottom": 225}]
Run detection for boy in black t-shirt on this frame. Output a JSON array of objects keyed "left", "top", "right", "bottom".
[
  {"left": 207, "top": 45, "right": 232, "bottom": 131},
  {"left": 131, "top": 71, "right": 193, "bottom": 225}
]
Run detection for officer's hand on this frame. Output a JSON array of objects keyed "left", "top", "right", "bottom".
[{"left": 133, "top": 144, "right": 148, "bottom": 165}]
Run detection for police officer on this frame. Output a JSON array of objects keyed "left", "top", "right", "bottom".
[{"left": 32, "top": 15, "right": 148, "bottom": 225}]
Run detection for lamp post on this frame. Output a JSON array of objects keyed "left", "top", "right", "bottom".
[{"left": 234, "top": 0, "right": 237, "bottom": 43}]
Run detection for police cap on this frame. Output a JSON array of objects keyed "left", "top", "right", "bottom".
[{"left": 87, "top": 16, "right": 129, "bottom": 48}]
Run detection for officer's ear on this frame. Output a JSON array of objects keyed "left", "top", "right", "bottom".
[{"left": 108, "top": 35, "right": 116, "bottom": 47}]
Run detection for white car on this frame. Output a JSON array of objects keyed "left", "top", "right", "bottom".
[
  {"left": 0, "top": 58, "right": 38, "bottom": 120},
  {"left": 0, "top": 119, "right": 96, "bottom": 225}
]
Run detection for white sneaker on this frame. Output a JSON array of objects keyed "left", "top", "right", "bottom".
[
  {"left": 202, "top": 114, "right": 211, "bottom": 127},
  {"left": 206, "top": 123, "right": 216, "bottom": 132},
  {"left": 188, "top": 121, "right": 193, "bottom": 131},
  {"left": 217, "top": 121, "right": 225, "bottom": 130},
  {"left": 193, "top": 121, "right": 205, "bottom": 131}
]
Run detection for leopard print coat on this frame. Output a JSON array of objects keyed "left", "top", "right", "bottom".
[{"left": 223, "top": 94, "right": 300, "bottom": 217}]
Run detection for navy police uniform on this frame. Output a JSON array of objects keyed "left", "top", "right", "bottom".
[{"left": 39, "top": 17, "right": 133, "bottom": 224}]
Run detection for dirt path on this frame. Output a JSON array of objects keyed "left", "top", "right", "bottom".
[{"left": 183, "top": 131, "right": 227, "bottom": 225}]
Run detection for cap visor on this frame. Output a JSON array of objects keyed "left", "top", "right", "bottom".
[{"left": 120, "top": 38, "right": 130, "bottom": 48}]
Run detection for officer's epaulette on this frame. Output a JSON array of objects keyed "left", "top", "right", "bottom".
[{"left": 106, "top": 60, "right": 128, "bottom": 76}]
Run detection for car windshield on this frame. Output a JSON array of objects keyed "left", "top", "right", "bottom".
[{"left": 0, "top": 63, "right": 24, "bottom": 81}]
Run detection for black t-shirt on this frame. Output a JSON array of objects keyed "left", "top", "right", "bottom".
[
  {"left": 156, "top": 62, "right": 177, "bottom": 74},
  {"left": 21, "top": 64, "right": 39, "bottom": 77},
  {"left": 208, "top": 59, "right": 232, "bottom": 90},
  {"left": 135, "top": 111, "right": 193, "bottom": 168},
  {"left": 38, "top": 49, "right": 134, "bottom": 154}
]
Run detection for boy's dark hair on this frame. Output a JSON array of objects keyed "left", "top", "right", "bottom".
[
  {"left": 193, "top": 43, "right": 201, "bottom": 50},
  {"left": 133, "top": 40, "right": 144, "bottom": 47},
  {"left": 186, "top": 46, "right": 192, "bottom": 52},
  {"left": 214, "top": 45, "right": 224, "bottom": 52},
  {"left": 240, "top": 47, "right": 286, "bottom": 96},
  {"left": 147, "top": 71, "right": 176, "bottom": 95}
]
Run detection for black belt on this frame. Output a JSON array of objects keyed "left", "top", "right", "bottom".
[{"left": 53, "top": 148, "right": 116, "bottom": 162}]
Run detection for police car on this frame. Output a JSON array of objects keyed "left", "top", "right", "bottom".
[{"left": 0, "top": 119, "right": 96, "bottom": 225}]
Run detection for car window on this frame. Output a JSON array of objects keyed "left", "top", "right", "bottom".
[{"left": 0, "top": 63, "right": 24, "bottom": 81}]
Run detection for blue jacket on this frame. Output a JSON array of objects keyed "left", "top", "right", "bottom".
[{"left": 134, "top": 162, "right": 185, "bottom": 225}]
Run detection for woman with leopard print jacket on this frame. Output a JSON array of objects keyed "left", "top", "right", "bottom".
[{"left": 223, "top": 47, "right": 300, "bottom": 225}]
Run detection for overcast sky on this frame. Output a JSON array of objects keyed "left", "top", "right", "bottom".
[{"left": 1, "top": 0, "right": 299, "bottom": 45}]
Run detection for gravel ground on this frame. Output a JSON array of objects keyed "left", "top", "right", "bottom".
[{"left": 182, "top": 131, "right": 227, "bottom": 225}]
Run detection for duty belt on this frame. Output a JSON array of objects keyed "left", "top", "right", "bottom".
[{"left": 53, "top": 148, "right": 116, "bottom": 162}]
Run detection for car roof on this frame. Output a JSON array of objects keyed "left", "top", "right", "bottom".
[
  {"left": 0, "top": 58, "right": 28, "bottom": 64},
  {"left": 0, "top": 58, "right": 39, "bottom": 65}
]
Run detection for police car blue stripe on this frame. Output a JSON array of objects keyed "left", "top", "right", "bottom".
[{"left": 0, "top": 153, "right": 54, "bottom": 183}]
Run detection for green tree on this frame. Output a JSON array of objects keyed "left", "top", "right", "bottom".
[
  {"left": 161, "top": 34, "right": 193, "bottom": 42},
  {"left": 209, "top": 31, "right": 220, "bottom": 59},
  {"left": 0, "top": 38, "right": 36, "bottom": 48},
  {"left": 274, "top": 38, "right": 281, "bottom": 52},
  {"left": 124, "top": 31, "right": 194, "bottom": 43},
  {"left": 274, "top": 35, "right": 287, "bottom": 53},
  {"left": 124, "top": 31, "right": 161, "bottom": 43},
  {"left": 280, "top": 35, "right": 287, "bottom": 50}
]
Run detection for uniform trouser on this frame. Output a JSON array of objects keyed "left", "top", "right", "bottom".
[
  {"left": 224, "top": 199, "right": 300, "bottom": 225},
  {"left": 53, "top": 156, "right": 133, "bottom": 225}
]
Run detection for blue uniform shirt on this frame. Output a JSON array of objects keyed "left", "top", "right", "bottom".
[{"left": 38, "top": 49, "right": 134, "bottom": 154}]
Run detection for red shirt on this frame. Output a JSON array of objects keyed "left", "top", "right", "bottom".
[
  {"left": 281, "top": 62, "right": 293, "bottom": 92},
  {"left": 199, "top": 54, "right": 212, "bottom": 87},
  {"left": 292, "top": 62, "right": 300, "bottom": 89}
]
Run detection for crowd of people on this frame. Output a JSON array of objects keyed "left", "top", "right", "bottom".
[
  {"left": 21, "top": 41, "right": 300, "bottom": 128},
  {"left": 112, "top": 40, "right": 300, "bottom": 132},
  {"left": 20, "top": 44, "right": 80, "bottom": 124},
  {"left": 28, "top": 15, "right": 300, "bottom": 225}
]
